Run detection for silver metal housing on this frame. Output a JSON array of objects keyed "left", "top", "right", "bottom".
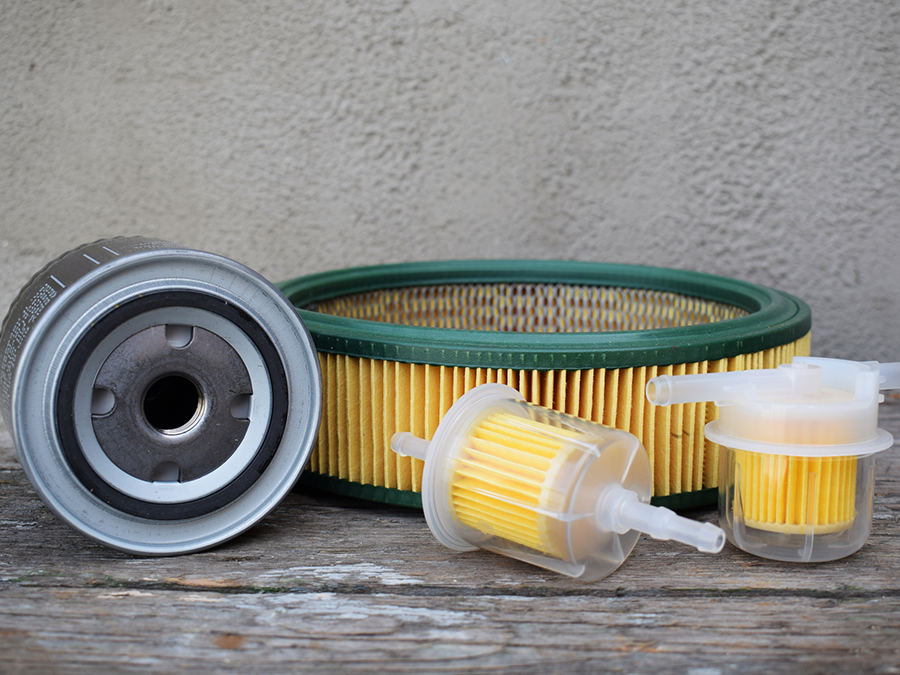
[{"left": 0, "top": 237, "right": 322, "bottom": 555}]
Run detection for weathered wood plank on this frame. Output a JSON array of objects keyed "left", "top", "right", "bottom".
[
  {"left": 1, "top": 585, "right": 898, "bottom": 674},
  {"left": 1, "top": 400, "right": 899, "bottom": 673}
]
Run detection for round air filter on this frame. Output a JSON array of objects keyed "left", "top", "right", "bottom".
[{"left": 278, "top": 260, "right": 810, "bottom": 510}]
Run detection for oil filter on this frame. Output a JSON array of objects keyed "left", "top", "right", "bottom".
[{"left": 0, "top": 237, "right": 321, "bottom": 555}]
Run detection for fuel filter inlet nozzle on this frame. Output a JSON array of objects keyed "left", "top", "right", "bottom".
[
  {"left": 390, "top": 384, "right": 724, "bottom": 582},
  {"left": 647, "top": 357, "right": 900, "bottom": 562}
]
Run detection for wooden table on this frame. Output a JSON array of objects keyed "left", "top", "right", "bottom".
[{"left": 2, "top": 400, "right": 898, "bottom": 674}]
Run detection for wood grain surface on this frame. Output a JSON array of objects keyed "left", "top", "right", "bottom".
[{"left": 2, "top": 400, "right": 899, "bottom": 674}]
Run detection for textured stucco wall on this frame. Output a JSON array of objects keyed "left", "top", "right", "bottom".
[{"left": 2, "top": 0, "right": 899, "bottom": 361}]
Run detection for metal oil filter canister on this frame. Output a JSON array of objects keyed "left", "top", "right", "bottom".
[{"left": 0, "top": 237, "right": 321, "bottom": 555}]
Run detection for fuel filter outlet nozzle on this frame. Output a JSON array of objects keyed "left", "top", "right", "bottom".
[
  {"left": 646, "top": 357, "right": 899, "bottom": 562},
  {"left": 391, "top": 384, "right": 724, "bottom": 582}
]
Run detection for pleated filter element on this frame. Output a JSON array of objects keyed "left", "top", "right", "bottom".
[
  {"left": 731, "top": 451, "right": 858, "bottom": 535},
  {"left": 306, "top": 336, "right": 809, "bottom": 507},
  {"left": 277, "top": 260, "right": 813, "bottom": 509},
  {"left": 311, "top": 283, "right": 744, "bottom": 332},
  {"left": 390, "top": 384, "right": 725, "bottom": 581},
  {"left": 451, "top": 413, "right": 579, "bottom": 557}
]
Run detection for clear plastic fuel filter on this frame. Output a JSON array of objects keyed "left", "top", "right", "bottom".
[
  {"left": 646, "top": 357, "right": 900, "bottom": 562},
  {"left": 391, "top": 384, "right": 725, "bottom": 581}
]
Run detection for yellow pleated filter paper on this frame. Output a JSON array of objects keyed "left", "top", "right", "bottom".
[
  {"left": 451, "top": 413, "right": 578, "bottom": 557},
  {"left": 733, "top": 451, "right": 857, "bottom": 535},
  {"left": 309, "top": 338, "right": 808, "bottom": 505},
  {"left": 278, "top": 260, "right": 813, "bottom": 510}
]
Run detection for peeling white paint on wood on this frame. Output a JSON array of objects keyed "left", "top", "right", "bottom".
[{"left": 259, "top": 562, "right": 426, "bottom": 586}]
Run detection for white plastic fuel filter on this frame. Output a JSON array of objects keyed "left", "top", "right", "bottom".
[
  {"left": 391, "top": 384, "right": 724, "bottom": 581},
  {"left": 646, "top": 357, "right": 899, "bottom": 562}
]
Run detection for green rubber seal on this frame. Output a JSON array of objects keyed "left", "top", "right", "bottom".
[{"left": 278, "top": 260, "right": 811, "bottom": 371}]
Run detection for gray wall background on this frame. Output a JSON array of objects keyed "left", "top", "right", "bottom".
[{"left": 2, "top": 0, "right": 898, "bottom": 361}]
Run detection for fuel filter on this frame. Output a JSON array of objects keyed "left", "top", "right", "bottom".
[{"left": 391, "top": 384, "right": 725, "bottom": 581}]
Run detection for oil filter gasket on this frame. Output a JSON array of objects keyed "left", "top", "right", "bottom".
[
  {"left": 0, "top": 237, "right": 322, "bottom": 555},
  {"left": 277, "top": 260, "right": 812, "bottom": 510}
]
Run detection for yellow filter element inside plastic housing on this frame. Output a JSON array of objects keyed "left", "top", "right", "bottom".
[
  {"left": 719, "top": 448, "right": 876, "bottom": 562},
  {"left": 648, "top": 356, "right": 896, "bottom": 563},
  {"left": 393, "top": 384, "right": 725, "bottom": 581},
  {"left": 452, "top": 413, "right": 586, "bottom": 558},
  {"left": 730, "top": 451, "right": 858, "bottom": 534}
]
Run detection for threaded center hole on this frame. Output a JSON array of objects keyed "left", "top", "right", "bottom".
[{"left": 143, "top": 375, "right": 202, "bottom": 433}]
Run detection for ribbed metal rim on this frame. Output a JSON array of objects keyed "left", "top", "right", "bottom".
[{"left": 278, "top": 260, "right": 811, "bottom": 370}]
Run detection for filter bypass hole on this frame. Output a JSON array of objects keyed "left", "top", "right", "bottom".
[
  {"left": 152, "top": 461, "right": 181, "bottom": 483},
  {"left": 143, "top": 375, "right": 203, "bottom": 434},
  {"left": 91, "top": 388, "right": 116, "bottom": 416}
]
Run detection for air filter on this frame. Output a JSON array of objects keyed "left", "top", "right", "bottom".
[{"left": 278, "top": 260, "right": 811, "bottom": 509}]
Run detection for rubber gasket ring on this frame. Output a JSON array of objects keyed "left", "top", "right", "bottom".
[{"left": 55, "top": 291, "right": 290, "bottom": 520}]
